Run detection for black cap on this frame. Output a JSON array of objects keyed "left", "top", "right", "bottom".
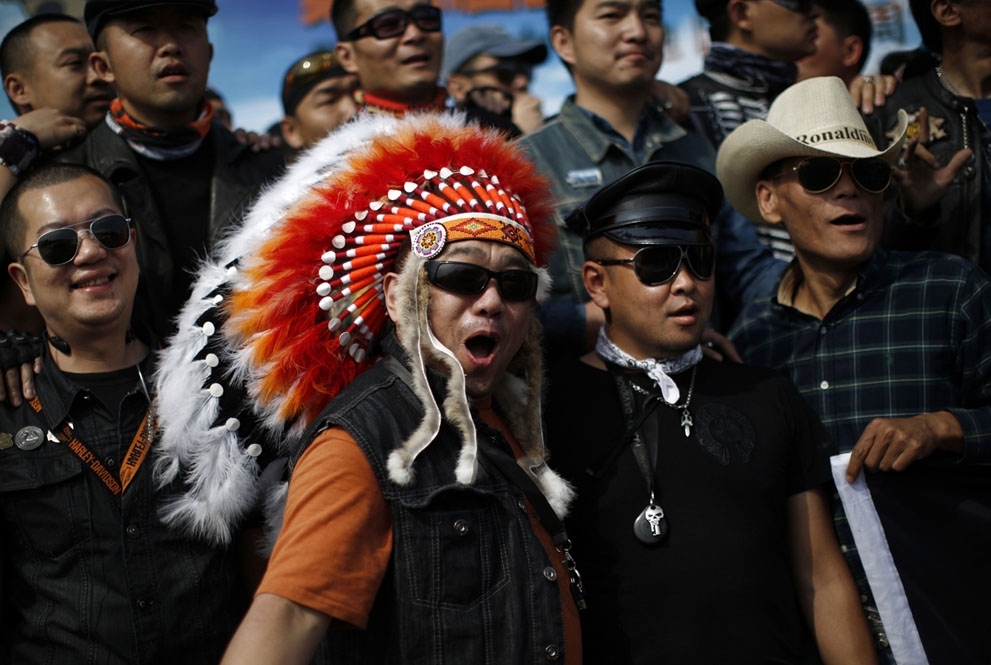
[
  {"left": 565, "top": 162, "right": 724, "bottom": 246},
  {"left": 85, "top": 0, "right": 218, "bottom": 38}
]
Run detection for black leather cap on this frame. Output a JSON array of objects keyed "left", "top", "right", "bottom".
[
  {"left": 85, "top": 0, "right": 218, "bottom": 38},
  {"left": 565, "top": 162, "right": 724, "bottom": 246}
]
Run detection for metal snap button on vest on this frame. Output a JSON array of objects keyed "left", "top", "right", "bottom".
[
  {"left": 543, "top": 566, "right": 557, "bottom": 581},
  {"left": 453, "top": 518, "right": 470, "bottom": 536},
  {"left": 544, "top": 644, "right": 560, "bottom": 661}
]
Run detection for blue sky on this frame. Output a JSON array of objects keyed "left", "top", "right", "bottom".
[{"left": 0, "top": 0, "right": 920, "bottom": 132}]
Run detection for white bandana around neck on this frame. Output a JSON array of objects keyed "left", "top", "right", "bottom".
[{"left": 595, "top": 327, "right": 703, "bottom": 405}]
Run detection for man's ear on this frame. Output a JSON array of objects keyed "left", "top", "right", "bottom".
[
  {"left": 383, "top": 271, "right": 401, "bottom": 322},
  {"left": 335, "top": 42, "right": 360, "bottom": 76},
  {"left": 445, "top": 73, "right": 470, "bottom": 103},
  {"left": 4, "top": 73, "right": 31, "bottom": 111},
  {"left": 90, "top": 50, "right": 115, "bottom": 85},
  {"left": 8, "top": 262, "right": 36, "bottom": 308},
  {"left": 582, "top": 259, "right": 611, "bottom": 310},
  {"left": 550, "top": 25, "right": 576, "bottom": 68},
  {"left": 281, "top": 116, "right": 304, "bottom": 149},
  {"left": 727, "top": 0, "right": 753, "bottom": 34},
  {"left": 755, "top": 180, "right": 785, "bottom": 226},
  {"left": 841, "top": 35, "right": 864, "bottom": 70},
  {"left": 930, "top": 0, "right": 963, "bottom": 28}
]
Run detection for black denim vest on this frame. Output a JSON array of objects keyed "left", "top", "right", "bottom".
[{"left": 296, "top": 342, "right": 568, "bottom": 664}]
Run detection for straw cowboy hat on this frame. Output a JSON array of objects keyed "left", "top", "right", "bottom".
[{"left": 716, "top": 76, "right": 908, "bottom": 224}]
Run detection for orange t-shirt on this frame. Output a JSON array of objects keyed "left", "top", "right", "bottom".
[
  {"left": 258, "top": 407, "right": 581, "bottom": 664},
  {"left": 257, "top": 427, "right": 392, "bottom": 629}
]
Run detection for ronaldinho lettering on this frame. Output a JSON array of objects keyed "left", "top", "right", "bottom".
[{"left": 795, "top": 126, "right": 872, "bottom": 145}]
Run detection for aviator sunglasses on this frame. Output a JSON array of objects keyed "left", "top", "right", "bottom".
[
  {"left": 781, "top": 156, "right": 892, "bottom": 195},
  {"left": 591, "top": 244, "right": 715, "bottom": 286},
  {"left": 425, "top": 260, "right": 538, "bottom": 302},
  {"left": 459, "top": 61, "right": 533, "bottom": 87},
  {"left": 345, "top": 5, "right": 442, "bottom": 41},
  {"left": 19, "top": 214, "right": 132, "bottom": 266}
]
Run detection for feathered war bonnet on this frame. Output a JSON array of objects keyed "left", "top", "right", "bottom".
[{"left": 155, "top": 112, "right": 572, "bottom": 538}]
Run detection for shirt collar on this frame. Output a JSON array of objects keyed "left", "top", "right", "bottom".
[{"left": 560, "top": 96, "right": 687, "bottom": 163}]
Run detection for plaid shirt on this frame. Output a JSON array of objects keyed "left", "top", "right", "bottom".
[
  {"left": 730, "top": 248, "right": 991, "bottom": 460},
  {"left": 730, "top": 248, "right": 991, "bottom": 653}
]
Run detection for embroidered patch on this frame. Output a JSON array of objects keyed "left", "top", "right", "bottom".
[
  {"left": 892, "top": 110, "right": 947, "bottom": 145},
  {"left": 694, "top": 403, "right": 756, "bottom": 465}
]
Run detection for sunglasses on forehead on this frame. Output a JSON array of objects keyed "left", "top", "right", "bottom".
[
  {"left": 591, "top": 244, "right": 715, "bottom": 286},
  {"left": 425, "top": 260, "right": 538, "bottom": 302},
  {"left": 19, "top": 214, "right": 132, "bottom": 266},
  {"left": 778, "top": 156, "right": 892, "bottom": 194},
  {"left": 345, "top": 5, "right": 442, "bottom": 41},
  {"left": 283, "top": 52, "right": 344, "bottom": 96}
]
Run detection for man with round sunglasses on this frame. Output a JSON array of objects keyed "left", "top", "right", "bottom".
[
  {"left": 0, "top": 163, "right": 249, "bottom": 664},
  {"left": 724, "top": 76, "right": 991, "bottom": 664},
  {"left": 545, "top": 160, "right": 876, "bottom": 664}
]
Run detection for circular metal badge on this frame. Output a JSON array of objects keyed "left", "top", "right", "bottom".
[
  {"left": 411, "top": 222, "right": 447, "bottom": 259},
  {"left": 14, "top": 425, "right": 45, "bottom": 451}
]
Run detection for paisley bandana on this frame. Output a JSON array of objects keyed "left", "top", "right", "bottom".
[
  {"left": 107, "top": 98, "right": 215, "bottom": 160},
  {"left": 595, "top": 327, "right": 702, "bottom": 405}
]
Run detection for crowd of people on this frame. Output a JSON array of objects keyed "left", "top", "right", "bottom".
[{"left": 0, "top": 0, "right": 987, "bottom": 663}]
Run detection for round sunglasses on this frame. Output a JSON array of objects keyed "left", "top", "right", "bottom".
[
  {"left": 345, "top": 5, "right": 442, "bottom": 41},
  {"left": 782, "top": 156, "right": 892, "bottom": 194},
  {"left": 19, "top": 214, "right": 132, "bottom": 266},
  {"left": 591, "top": 244, "right": 715, "bottom": 286},
  {"left": 425, "top": 260, "right": 537, "bottom": 302}
]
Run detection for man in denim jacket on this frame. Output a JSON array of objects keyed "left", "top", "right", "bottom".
[{"left": 520, "top": 0, "right": 784, "bottom": 355}]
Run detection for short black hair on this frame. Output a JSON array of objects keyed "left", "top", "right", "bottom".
[
  {"left": 694, "top": 0, "right": 731, "bottom": 42},
  {"left": 1, "top": 163, "right": 124, "bottom": 262},
  {"left": 909, "top": 0, "right": 942, "bottom": 53},
  {"left": 545, "top": 0, "right": 585, "bottom": 32},
  {"left": 818, "top": 0, "right": 873, "bottom": 72},
  {"left": 331, "top": 0, "right": 359, "bottom": 40},
  {"left": 0, "top": 13, "right": 83, "bottom": 110}
]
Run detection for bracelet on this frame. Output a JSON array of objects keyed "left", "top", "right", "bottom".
[{"left": 0, "top": 121, "right": 40, "bottom": 176}]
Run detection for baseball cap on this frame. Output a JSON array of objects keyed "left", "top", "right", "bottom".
[{"left": 442, "top": 24, "right": 547, "bottom": 80}]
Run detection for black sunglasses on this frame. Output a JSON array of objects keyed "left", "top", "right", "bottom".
[
  {"left": 459, "top": 62, "right": 533, "bottom": 87},
  {"left": 591, "top": 244, "right": 715, "bottom": 286},
  {"left": 345, "top": 5, "right": 442, "bottom": 41},
  {"left": 782, "top": 156, "right": 892, "bottom": 194},
  {"left": 425, "top": 260, "right": 538, "bottom": 302},
  {"left": 19, "top": 214, "right": 132, "bottom": 266}
]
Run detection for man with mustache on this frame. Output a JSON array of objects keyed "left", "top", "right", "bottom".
[{"left": 53, "top": 0, "right": 284, "bottom": 342}]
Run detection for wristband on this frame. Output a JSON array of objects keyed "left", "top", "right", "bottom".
[{"left": 0, "top": 121, "right": 40, "bottom": 176}]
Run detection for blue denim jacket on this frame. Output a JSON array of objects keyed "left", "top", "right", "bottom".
[
  {"left": 520, "top": 98, "right": 783, "bottom": 346},
  {"left": 0, "top": 348, "right": 246, "bottom": 665},
  {"left": 299, "top": 344, "right": 569, "bottom": 664}
]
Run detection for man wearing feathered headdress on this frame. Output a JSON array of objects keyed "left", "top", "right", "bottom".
[{"left": 154, "top": 113, "right": 580, "bottom": 663}]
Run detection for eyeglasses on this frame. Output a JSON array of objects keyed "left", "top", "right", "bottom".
[
  {"left": 780, "top": 156, "right": 892, "bottom": 194},
  {"left": 344, "top": 5, "right": 442, "bottom": 41},
  {"left": 425, "top": 260, "right": 538, "bottom": 302},
  {"left": 459, "top": 62, "right": 533, "bottom": 87},
  {"left": 19, "top": 214, "right": 132, "bottom": 266},
  {"left": 591, "top": 245, "right": 715, "bottom": 286}
]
